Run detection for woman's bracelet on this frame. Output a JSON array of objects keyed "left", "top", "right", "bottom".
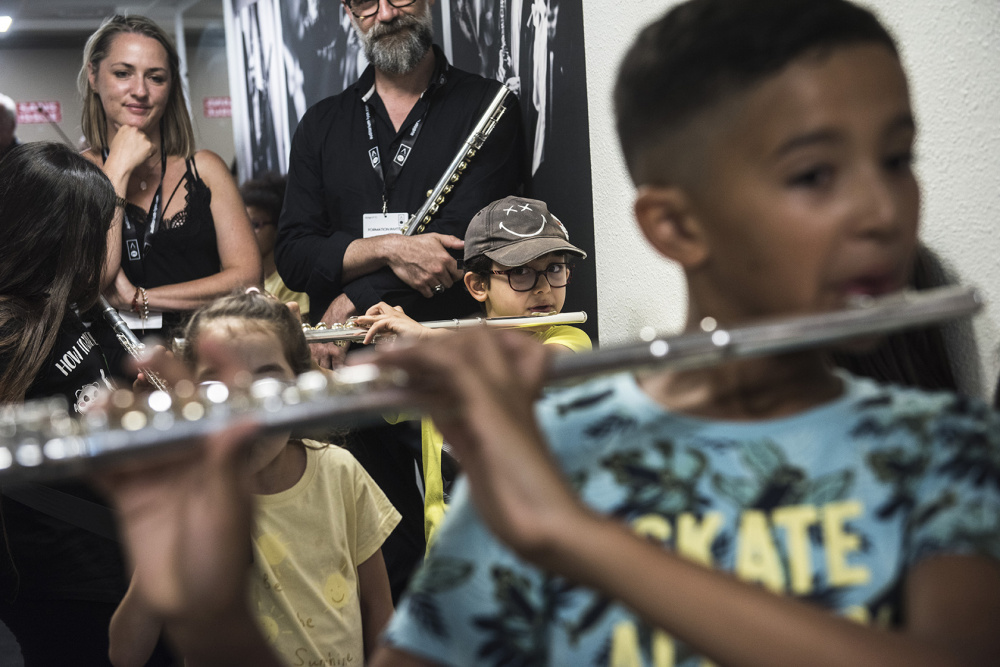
[
  {"left": 138, "top": 287, "right": 149, "bottom": 326},
  {"left": 131, "top": 286, "right": 150, "bottom": 329},
  {"left": 115, "top": 195, "right": 129, "bottom": 210}
]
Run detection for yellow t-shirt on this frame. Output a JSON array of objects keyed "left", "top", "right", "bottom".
[
  {"left": 250, "top": 442, "right": 400, "bottom": 666},
  {"left": 422, "top": 325, "right": 592, "bottom": 550},
  {"left": 265, "top": 270, "right": 310, "bottom": 320}
]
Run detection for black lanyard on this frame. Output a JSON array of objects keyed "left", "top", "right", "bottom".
[
  {"left": 361, "top": 74, "right": 443, "bottom": 212},
  {"left": 103, "top": 146, "right": 167, "bottom": 284}
]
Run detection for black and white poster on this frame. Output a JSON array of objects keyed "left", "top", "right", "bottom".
[
  {"left": 444, "top": 0, "right": 594, "bottom": 336},
  {"left": 226, "top": 0, "right": 290, "bottom": 177},
  {"left": 225, "top": 1, "right": 597, "bottom": 340}
]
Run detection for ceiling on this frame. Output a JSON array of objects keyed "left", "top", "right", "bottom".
[{"left": 0, "top": 0, "right": 225, "bottom": 48}]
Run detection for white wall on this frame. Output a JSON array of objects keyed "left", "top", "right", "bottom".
[
  {"left": 0, "top": 41, "right": 234, "bottom": 164},
  {"left": 583, "top": 0, "right": 1000, "bottom": 400}
]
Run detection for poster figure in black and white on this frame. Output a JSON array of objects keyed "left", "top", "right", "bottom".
[
  {"left": 278, "top": 0, "right": 364, "bottom": 134},
  {"left": 234, "top": 0, "right": 287, "bottom": 176},
  {"left": 225, "top": 0, "right": 594, "bottom": 337},
  {"left": 446, "top": 0, "right": 595, "bottom": 335},
  {"left": 449, "top": 0, "right": 580, "bottom": 178}
]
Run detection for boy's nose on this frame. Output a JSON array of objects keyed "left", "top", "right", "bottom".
[{"left": 853, "top": 170, "right": 916, "bottom": 241}]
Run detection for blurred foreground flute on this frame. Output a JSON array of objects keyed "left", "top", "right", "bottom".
[
  {"left": 98, "top": 296, "right": 168, "bottom": 391},
  {"left": 0, "top": 286, "right": 982, "bottom": 481}
]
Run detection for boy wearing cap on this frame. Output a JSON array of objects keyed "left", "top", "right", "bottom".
[
  {"left": 358, "top": 195, "right": 590, "bottom": 352},
  {"left": 357, "top": 195, "right": 591, "bottom": 548}
]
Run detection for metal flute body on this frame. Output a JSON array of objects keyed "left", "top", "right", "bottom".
[
  {"left": 304, "top": 311, "right": 588, "bottom": 344},
  {"left": 400, "top": 85, "right": 510, "bottom": 236},
  {"left": 98, "top": 296, "right": 169, "bottom": 391},
  {"left": 0, "top": 286, "right": 982, "bottom": 481}
]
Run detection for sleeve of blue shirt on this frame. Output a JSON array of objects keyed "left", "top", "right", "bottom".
[{"left": 908, "top": 396, "right": 1000, "bottom": 564}]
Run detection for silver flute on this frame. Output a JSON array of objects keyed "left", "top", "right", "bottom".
[
  {"left": 98, "top": 296, "right": 169, "bottom": 391},
  {"left": 400, "top": 85, "right": 511, "bottom": 236},
  {"left": 0, "top": 286, "right": 982, "bottom": 481},
  {"left": 303, "top": 311, "right": 588, "bottom": 344}
]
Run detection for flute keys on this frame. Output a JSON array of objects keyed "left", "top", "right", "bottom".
[
  {"left": 181, "top": 402, "right": 205, "bottom": 422},
  {"left": 121, "top": 410, "right": 148, "bottom": 432},
  {"left": 147, "top": 390, "right": 175, "bottom": 430},
  {"left": 711, "top": 330, "right": 731, "bottom": 346},
  {"left": 111, "top": 389, "right": 135, "bottom": 409},
  {"left": 15, "top": 440, "right": 43, "bottom": 467},
  {"left": 43, "top": 437, "right": 85, "bottom": 461},
  {"left": 175, "top": 380, "right": 195, "bottom": 399},
  {"left": 296, "top": 371, "right": 330, "bottom": 403},
  {"left": 0, "top": 397, "right": 78, "bottom": 477},
  {"left": 251, "top": 378, "right": 287, "bottom": 413},
  {"left": 147, "top": 390, "right": 173, "bottom": 413}
]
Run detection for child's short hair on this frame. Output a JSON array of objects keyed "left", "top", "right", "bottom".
[
  {"left": 239, "top": 172, "right": 287, "bottom": 223},
  {"left": 178, "top": 290, "right": 312, "bottom": 375},
  {"left": 615, "top": 0, "right": 898, "bottom": 186},
  {"left": 463, "top": 195, "right": 587, "bottom": 266}
]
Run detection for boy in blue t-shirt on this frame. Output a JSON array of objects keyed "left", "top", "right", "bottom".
[
  {"left": 371, "top": 0, "right": 1000, "bottom": 665},
  {"left": 95, "top": 1, "right": 999, "bottom": 664}
]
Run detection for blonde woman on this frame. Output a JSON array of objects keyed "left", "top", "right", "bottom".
[{"left": 80, "top": 14, "right": 260, "bottom": 376}]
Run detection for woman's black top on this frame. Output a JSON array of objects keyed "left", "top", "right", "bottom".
[{"left": 91, "top": 155, "right": 221, "bottom": 376}]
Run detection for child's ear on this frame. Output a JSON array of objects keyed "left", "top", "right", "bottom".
[
  {"left": 633, "top": 185, "right": 709, "bottom": 269},
  {"left": 463, "top": 272, "right": 489, "bottom": 303}
]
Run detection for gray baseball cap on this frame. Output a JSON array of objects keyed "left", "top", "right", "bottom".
[{"left": 463, "top": 196, "right": 588, "bottom": 265}]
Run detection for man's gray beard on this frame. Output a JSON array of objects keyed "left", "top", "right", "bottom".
[{"left": 358, "top": 8, "right": 434, "bottom": 75}]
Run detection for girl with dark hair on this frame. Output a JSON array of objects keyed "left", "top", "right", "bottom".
[
  {"left": 0, "top": 142, "right": 175, "bottom": 664},
  {"left": 79, "top": 14, "right": 261, "bottom": 378},
  {"left": 0, "top": 142, "right": 114, "bottom": 403}
]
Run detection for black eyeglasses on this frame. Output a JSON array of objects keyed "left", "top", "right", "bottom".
[
  {"left": 491, "top": 263, "right": 571, "bottom": 292},
  {"left": 344, "top": 0, "right": 417, "bottom": 19}
]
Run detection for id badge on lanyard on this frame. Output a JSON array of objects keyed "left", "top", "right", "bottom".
[
  {"left": 362, "top": 95, "right": 430, "bottom": 236},
  {"left": 103, "top": 147, "right": 168, "bottom": 285}
]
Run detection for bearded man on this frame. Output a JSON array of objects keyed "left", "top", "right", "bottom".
[
  {"left": 274, "top": 0, "right": 525, "bottom": 603},
  {"left": 276, "top": 0, "right": 525, "bottom": 369}
]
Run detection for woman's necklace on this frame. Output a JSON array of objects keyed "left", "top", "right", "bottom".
[{"left": 138, "top": 158, "right": 161, "bottom": 192}]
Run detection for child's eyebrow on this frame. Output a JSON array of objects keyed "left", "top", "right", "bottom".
[
  {"left": 773, "top": 113, "right": 916, "bottom": 158},
  {"left": 773, "top": 129, "right": 845, "bottom": 158}
]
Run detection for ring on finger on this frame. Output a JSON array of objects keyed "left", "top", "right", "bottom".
[{"left": 432, "top": 284, "right": 446, "bottom": 295}]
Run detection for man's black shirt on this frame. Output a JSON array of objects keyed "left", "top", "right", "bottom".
[{"left": 275, "top": 46, "right": 526, "bottom": 323}]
